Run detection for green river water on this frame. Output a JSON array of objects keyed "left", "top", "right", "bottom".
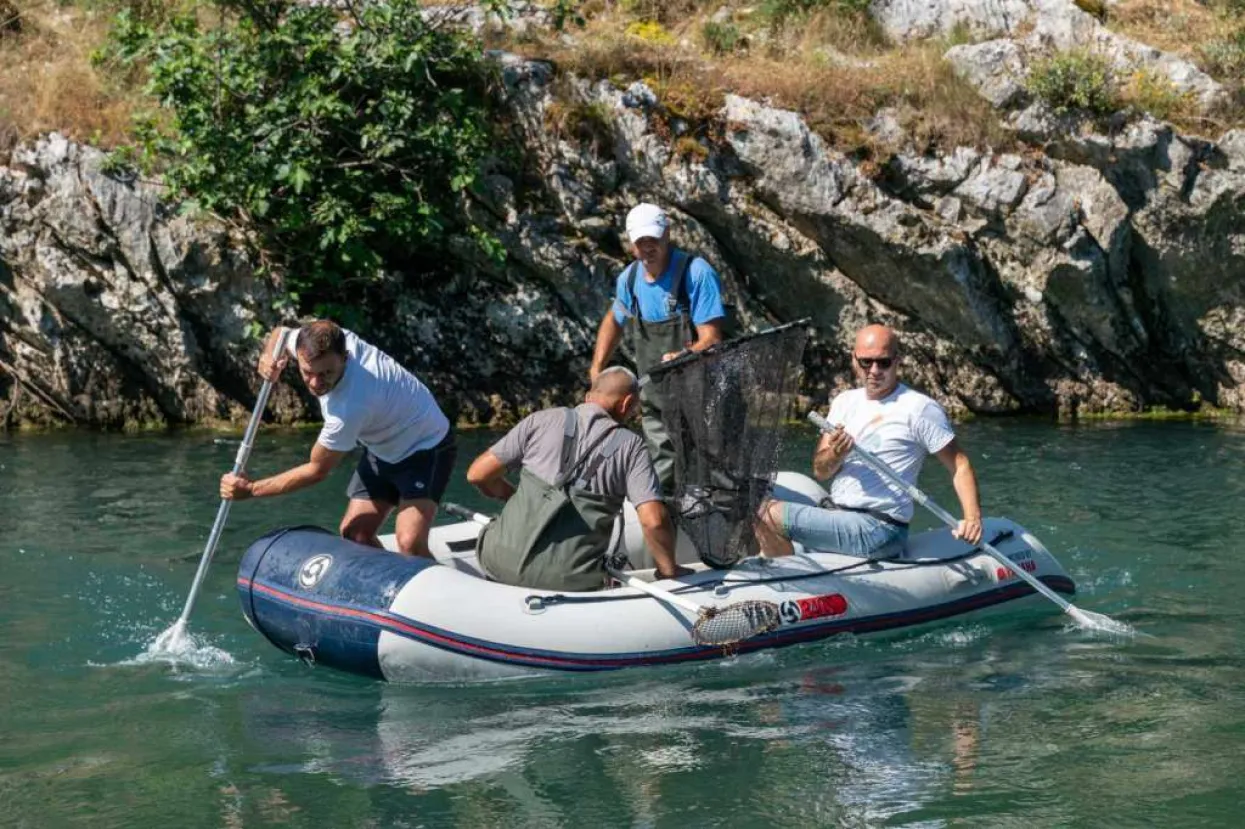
[{"left": 1, "top": 420, "right": 1242, "bottom": 827}]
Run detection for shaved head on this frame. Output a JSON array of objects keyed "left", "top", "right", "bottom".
[
  {"left": 588, "top": 367, "right": 641, "bottom": 422},
  {"left": 852, "top": 324, "right": 901, "bottom": 399},
  {"left": 854, "top": 324, "right": 898, "bottom": 358}
]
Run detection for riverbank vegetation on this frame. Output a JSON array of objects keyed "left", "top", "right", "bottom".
[
  {"left": 7, "top": 0, "right": 1245, "bottom": 328},
  {"left": 8, "top": 1, "right": 1245, "bottom": 160},
  {"left": 105, "top": 0, "right": 502, "bottom": 326}
]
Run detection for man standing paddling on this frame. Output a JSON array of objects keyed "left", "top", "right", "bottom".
[
  {"left": 466, "top": 367, "right": 690, "bottom": 591},
  {"left": 756, "top": 324, "right": 983, "bottom": 557},
  {"left": 589, "top": 203, "right": 727, "bottom": 493},
  {"left": 220, "top": 320, "right": 457, "bottom": 558}
]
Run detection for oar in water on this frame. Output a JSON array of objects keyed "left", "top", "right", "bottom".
[
  {"left": 439, "top": 501, "right": 781, "bottom": 647},
  {"left": 150, "top": 329, "right": 293, "bottom": 654},
  {"left": 806, "top": 411, "right": 1134, "bottom": 636}
]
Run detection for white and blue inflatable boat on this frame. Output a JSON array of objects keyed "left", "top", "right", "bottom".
[{"left": 236, "top": 473, "right": 1075, "bottom": 682}]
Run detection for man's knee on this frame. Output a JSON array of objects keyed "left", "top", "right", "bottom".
[
  {"left": 394, "top": 526, "right": 430, "bottom": 555},
  {"left": 761, "top": 499, "right": 787, "bottom": 536},
  {"left": 340, "top": 517, "right": 379, "bottom": 545},
  {"left": 394, "top": 501, "right": 436, "bottom": 557}
]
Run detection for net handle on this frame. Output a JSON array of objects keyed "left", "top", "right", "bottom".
[{"left": 640, "top": 317, "right": 812, "bottom": 388}]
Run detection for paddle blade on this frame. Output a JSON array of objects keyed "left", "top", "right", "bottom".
[
  {"left": 692, "top": 600, "right": 782, "bottom": 647},
  {"left": 1067, "top": 606, "right": 1137, "bottom": 637},
  {"left": 150, "top": 620, "right": 189, "bottom": 654}
]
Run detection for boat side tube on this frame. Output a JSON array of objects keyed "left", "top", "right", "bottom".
[{"left": 237, "top": 527, "right": 435, "bottom": 678}]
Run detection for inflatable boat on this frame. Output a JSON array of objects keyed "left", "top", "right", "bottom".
[{"left": 235, "top": 473, "right": 1076, "bottom": 682}]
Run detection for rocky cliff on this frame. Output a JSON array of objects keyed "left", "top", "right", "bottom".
[{"left": 5, "top": 0, "right": 1245, "bottom": 429}]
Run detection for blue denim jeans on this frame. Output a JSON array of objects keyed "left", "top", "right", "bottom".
[{"left": 779, "top": 502, "right": 907, "bottom": 557}]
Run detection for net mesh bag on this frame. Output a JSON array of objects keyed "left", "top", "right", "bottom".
[
  {"left": 649, "top": 322, "right": 809, "bottom": 568},
  {"left": 692, "top": 600, "right": 783, "bottom": 647}
]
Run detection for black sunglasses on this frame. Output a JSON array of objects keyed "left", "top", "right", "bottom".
[{"left": 855, "top": 356, "right": 895, "bottom": 370}]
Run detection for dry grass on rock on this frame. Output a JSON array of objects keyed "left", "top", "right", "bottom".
[
  {"left": 0, "top": 0, "right": 142, "bottom": 156},
  {"left": 511, "top": 2, "right": 1010, "bottom": 158}
]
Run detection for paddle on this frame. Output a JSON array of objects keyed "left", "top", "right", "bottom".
[
  {"left": 150, "top": 328, "right": 293, "bottom": 653},
  {"left": 806, "top": 411, "right": 1133, "bottom": 635},
  {"left": 439, "top": 501, "right": 780, "bottom": 647}
]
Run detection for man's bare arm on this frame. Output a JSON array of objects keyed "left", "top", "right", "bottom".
[
  {"left": 466, "top": 450, "right": 516, "bottom": 502},
  {"left": 935, "top": 438, "right": 983, "bottom": 545},
  {"left": 221, "top": 442, "right": 346, "bottom": 500},
  {"left": 590, "top": 311, "right": 625, "bottom": 381},
  {"left": 635, "top": 501, "right": 690, "bottom": 579}
]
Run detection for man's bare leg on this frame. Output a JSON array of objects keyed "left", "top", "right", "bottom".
[
  {"left": 340, "top": 498, "right": 392, "bottom": 548},
  {"left": 394, "top": 498, "right": 438, "bottom": 558},
  {"left": 755, "top": 499, "right": 795, "bottom": 557}
]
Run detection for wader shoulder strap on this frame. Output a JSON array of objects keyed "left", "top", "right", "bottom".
[
  {"left": 626, "top": 251, "right": 698, "bottom": 332},
  {"left": 557, "top": 407, "right": 578, "bottom": 480},
  {"left": 625, "top": 261, "right": 643, "bottom": 335},
  {"left": 570, "top": 427, "right": 628, "bottom": 489},
  {"left": 672, "top": 250, "right": 695, "bottom": 316},
  {"left": 553, "top": 410, "right": 625, "bottom": 489},
  {"left": 625, "top": 261, "right": 640, "bottom": 318}
]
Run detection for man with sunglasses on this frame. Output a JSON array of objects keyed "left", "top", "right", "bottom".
[{"left": 756, "top": 324, "right": 983, "bottom": 557}]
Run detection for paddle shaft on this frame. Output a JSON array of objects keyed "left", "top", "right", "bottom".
[
  {"left": 806, "top": 411, "right": 1077, "bottom": 616},
  {"left": 174, "top": 329, "right": 291, "bottom": 626},
  {"left": 440, "top": 502, "right": 705, "bottom": 615},
  {"left": 605, "top": 566, "right": 703, "bottom": 614}
]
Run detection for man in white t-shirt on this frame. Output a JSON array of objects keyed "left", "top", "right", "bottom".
[
  {"left": 219, "top": 320, "right": 456, "bottom": 558},
  {"left": 756, "top": 324, "right": 983, "bottom": 557}
]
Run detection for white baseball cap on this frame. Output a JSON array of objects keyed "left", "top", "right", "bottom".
[{"left": 625, "top": 203, "right": 669, "bottom": 243}]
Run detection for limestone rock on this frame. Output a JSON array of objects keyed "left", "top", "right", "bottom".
[
  {"left": 9, "top": 47, "right": 1245, "bottom": 427},
  {"left": 945, "top": 39, "right": 1029, "bottom": 110}
]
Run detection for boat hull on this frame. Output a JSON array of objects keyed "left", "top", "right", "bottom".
[{"left": 237, "top": 516, "right": 1075, "bottom": 683}]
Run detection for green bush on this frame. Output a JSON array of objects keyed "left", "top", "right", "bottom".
[
  {"left": 1026, "top": 50, "right": 1119, "bottom": 116},
  {"left": 1124, "top": 69, "right": 1195, "bottom": 121},
  {"left": 105, "top": 0, "right": 501, "bottom": 324},
  {"left": 702, "top": 21, "right": 742, "bottom": 56}
]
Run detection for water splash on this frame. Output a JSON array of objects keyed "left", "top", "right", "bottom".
[
  {"left": 122, "top": 622, "right": 238, "bottom": 671},
  {"left": 1065, "top": 607, "right": 1139, "bottom": 638}
]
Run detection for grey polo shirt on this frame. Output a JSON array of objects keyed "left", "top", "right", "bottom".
[{"left": 489, "top": 403, "right": 663, "bottom": 506}]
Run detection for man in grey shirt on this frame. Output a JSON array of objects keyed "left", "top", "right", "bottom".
[{"left": 466, "top": 368, "right": 689, "bottom": 591}]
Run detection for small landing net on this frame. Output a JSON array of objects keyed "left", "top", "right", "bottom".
[{"left": 691, "top": 599, "right": 782, "bottom": 647}]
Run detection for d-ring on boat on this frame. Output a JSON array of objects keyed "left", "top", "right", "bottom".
[{"left": 235, "top": 471, "right": 1076, "bottom": 683}]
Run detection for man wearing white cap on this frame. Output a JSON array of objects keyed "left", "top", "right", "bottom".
[{"left": 589, "top": 203, "right": 727, "bottom": 493}]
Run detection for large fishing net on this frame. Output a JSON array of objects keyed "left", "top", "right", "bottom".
[{"left": 648, "top": 321, "right": 810, "bottom": 568}]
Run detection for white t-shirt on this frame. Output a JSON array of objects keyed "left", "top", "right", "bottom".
[
  {"left": 287, "top": 329, "right": 449, "bottom": 463},
  {"left": 825, "top": 384, "right": 955, "bottom": 522}
]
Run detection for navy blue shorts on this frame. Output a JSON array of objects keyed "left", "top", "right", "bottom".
[{"left": 346, "top": 431, "right": 457, "bottom": 506}]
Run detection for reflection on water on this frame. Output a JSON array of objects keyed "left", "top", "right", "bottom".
[
  {"left": 209, "top": 614, "right": 1146, "bottom": 827},
  {"left": 3, "top": 421, "right": 1245, "bottom": 826}
]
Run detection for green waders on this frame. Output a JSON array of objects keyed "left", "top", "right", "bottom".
[
  {"left": 625, "top": 253, "right": 696, "bottom": 496},
  {"left": 478, "top": 408, "right": 628, "bottom": 592}
]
